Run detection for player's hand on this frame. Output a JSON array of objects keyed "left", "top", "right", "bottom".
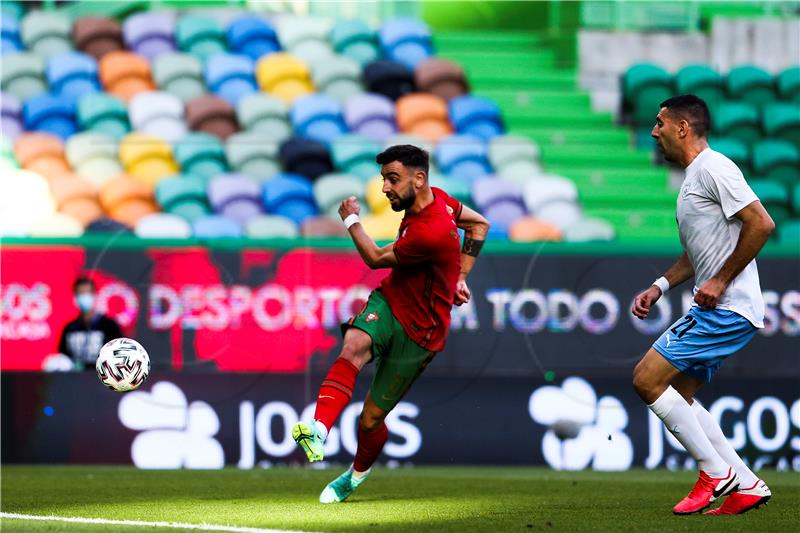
[
  {"left": 694, "top": 277, "right": 726, "bottom": 309},
  {"left": 631, "top": 286, "right": 662, "bottom": 319},
  {"left": 454, "top": 279, "right": 471, "bottom": 306},
  {"left": 338, "top": 196, "right": 361, "bottom": 220}
]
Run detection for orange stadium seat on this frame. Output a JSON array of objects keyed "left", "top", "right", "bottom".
[
  {"left": 48, "top": 173, "right": 104, "bottom": 227},
  {"left": 13, "top": 132, "right": 70, "bottom": 178},
  {"left": 99, "top": 174, "right": 159, "bottom": 228},
  {"left": 508, "top": 216, "right": 562, "bottom": 242},
  {"left": 99, "top": 51, "right": 155, "bottom": 102},
  {"left": 396, "top": 93, "right": 452, "bottom": 142}
]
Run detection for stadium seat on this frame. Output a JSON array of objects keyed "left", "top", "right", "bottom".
[
  {"left": 22, "top": 93, "right": 77, "bottom": 140},
  {"left": 793, "top": 182, "right": 800, "bottom": 216},
  {"left": 2, "top": 15, "right": 22, "bottom": 54},
  {"left": 709, "top": 137, "right": 750, "bottom": 177},
  {"left": 489, "top": 135, "right": 542, "bottom": 182},
  {"left": 262, "top": 173, "right": 318, "bottom": 224},
  {"left": 396, "top": 93, "right": 452, "bottom": 142},
  {"left": 383, "top": 133, "right": 434, "bottom": 155},
  {"left": 225, "top": 131, "right": 281, "bottom": 182},
  {"left": 779, "top": 219, "right": 800, "bottom": 244},
  {"left": 255, "top": 52, "right": 314, "bottom": 103},
  {"left": 236, "top": 93, "right": 290, "bottom": 138},
  {"left": 276, "top": 16, "right": 333, "bottom": 64},
  {"left": 311, "top": 56, "right": 363, "bottom": 102},
  {"left": 301, "top": 215, "right": 349, "bottom": 237},
  {"left": 360, "top": 210, "right": 402, "bottom": 239},
  {"left": 192, "top": 214, "right": 243, "bottom": 238},
  {"left": 1, "top": 91, "right": 23, "bottom": 141},
  {"left": 344, "top": 92, "right": 397, "bottom": 143},
  {"left": 128, "top": 91, "right": 187, "bottom": 142},
  {"left": 536, "top": 200, "right": 583, "bottom": 232},
  {"left": 99, "top": 174, "right": 159, "bottom": 228},
  {"left": 20, "top": 10, "right": 72, "bottom": 59},
  {"left": 208, "top": 173, "right": 264, "bottom": 226},
  {"left": 713, "top": 102, "right": 761, "bottom": 146},
  {"left": 135, "top": 213, "right": 192, "bottom": 238},
  {"left": 279, "top": 137, "right": 333, "bottom": 181},
  {"left": 205, "top": 54, "right": 257, "bottom": 106},
  {"left": 28, "top": 212, "right": 84, "bottom": 237},
  {"left": 227, "top": 15, "right": 280, "bottom": 61},
  {"left": 379, "top": 18, "right": 432, "bottom": 70},
  {"left": 1, "top": 52, "right": 46, "bottom": 101},
  {"left": 174, "top": 132, "right": 228, "bottom": 180},
  {"left": 449, "top": 95, "right": 504, "bottom": 141},
  {"left": 76, "top": 92, "right": 130, "bottom": 140},
  {"left": 14, "top": 132, "right": 70, "bottom": 178},
  {"left": 123, "top": 11, "right": 176, "bottom": 61},
  {"left": 622, "top": 64, "right": 673, "bottom": 126},
  {"left": 85, "top": 216, "right": 132, "bottom": 234},
  {"left": 176, "top": 15, "right": 227, "bottom": 61},
  {"left": 429, "top": 173, "right": 472, "bottom": 208},
  {"left": 245, "top": 214, "right": 299, "bottom": 238},
  {"left": 523, "top": 176, "right": 579, "bottom": 214},
  {"left": 726, "top": 65, "right": 775, "bottom": 109},
  {"left": 763, "top": 103, "right": 800, "bottom": 147},
  {"left": 363, "top": 60, "right": 415, "bottom": 101},
  {"left": 777, "top": 66, "right": 800, "bottom": 103},
  {"left": 72, "top": 17, "right": 124, "bottom": 60},
  {"left": 562, "top": 217, "right": 616, "bottom": 242},
  {"left": 186, "top": 94, "right": 239, "bottom": 140},
  {"left": 415, "top": 58, "right": 468, "bottom": 102},
  {"left": 365, "top": 175, "right": 390, "bottom": 214},
  {"left": 119, "top": 132, "right": 179, "bottom": 185},
  {"left": 155, "top": 175, "right": 211, "bottom": 221},
  {"left": 153, "top": 52, "right": 206, "bottom": 103},
  {"left": 330, "top": 19, "right": 380, "bottom": 67},
  {"left": 48, "top": 174, "right": 103, "bottom": 227},
  {"left": 472, "top": 177, "right": 526, "bottom": 238},
  {"left": 0, "top": 169, "right": 55, "bottom": 237},
  {"left": 674, "top": 65, "right": 724, "bottom": 110},
  {"left": 436, "top": 134, "right": 492, "bottom": 183},
  {"left": 508, "top": 217, "right": 561, "bottom": 242},
  {"left": 65, "top": 132, "right": 122, "bottom": 187},
  {"left": 751, "top": 140, "right": 800, "bottom": 186},
  {"left": 99, "top": 51, "right": 155, "bottom": 102},
  {"left": 313, "top": 172, "right": 364, "bottom": 217},
  {"left": 749, "top": 179, "right": 791, "bottom": 228},
  {"left": 290, "top": 93, "right": 348, "bottom": 145},
  {"left": 46, "top": 51, "right": 100, "bottom": 103},
  {"left": 330, "top": 134, "right": 380, "bottom": 180}
]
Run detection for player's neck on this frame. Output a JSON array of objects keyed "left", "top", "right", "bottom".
[
  {"left": 80, "top": 311, "right": 94, "bottom": 324},
  {"left": 405, "top": 187, "right": 434, "bottom": 215},
  {"left": 680, "top": 139, "right": 709, "bottom": 169}
]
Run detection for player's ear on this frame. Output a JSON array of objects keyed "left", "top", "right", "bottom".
[
  {"left": 414, "top": 169, "right": 426, "bottom": 188},
  {"left": 678, "top": 119, "right": 690, "bottom": 138}
]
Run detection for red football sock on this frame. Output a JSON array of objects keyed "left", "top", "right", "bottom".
[
  {"left": 353, "top": 422, "right": 389, "bottom": 473},
  {"left": 313, "top": 358, "right": 359, "bottom": 432}
]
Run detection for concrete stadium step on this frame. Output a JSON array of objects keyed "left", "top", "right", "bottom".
[
  {"left": 546, "top": 166, "right": 669, "bottom": 183},
  {"left": 469, "top": 71, "right": 577, "bottom": 91},
  {"left": 477, "top": 89, "right": 591, "bottom": 109},
  {"left": 441, "top": 51, "right": 555, "bottom": 70},
  {"left": 585, "top": 208, "right": 678, "bottom": 239},
  {"left": 579, "top": 188, "right": 677, "bottom": 209},
  {"left": 505, "top": 111, "right": 613, "bottom": 128},
  {"left": 514, "top": 127, "right": 630, "bottom": 147},
  {"left": 540, "top": 147, "right": 652, "bottom": 169},
  {"left": 433, "top": 32, "right": 541, "bottom": 52}
]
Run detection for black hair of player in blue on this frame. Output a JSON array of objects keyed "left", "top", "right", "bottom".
[
  {"left": 73, "top": 276, "right": 96, "bottom": 293},
  {"left": 660, "top": 94, "right": 711, "bottom": 138},
  {"left": 376, "top": 144, "right": 430, "bottom": 175}
]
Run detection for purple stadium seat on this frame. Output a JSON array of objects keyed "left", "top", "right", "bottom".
[
  {"left": 22, "top": 93, "right": 77, "bottom": 140},
  {"left": 1, "top": 91, "right": 23, "bottom": 141},
  {"left": 344, "top": 93, "right": 397, "bottom": 142},
  {"left": 436, "top": 134, "right": 492, "bottom": 183},
  {"left": 472, "top": 176, "right": 526, "bottom": 238},
  {"left": 192, "top": 214, "right": 243, "bottom": 238},
  {"left": 227, "top": 16, "right": 280, "bottom": 61},
  {"left": 290, "top": 93, "right": 347, "bottom": 145},
  {"left": 123, "top": 12, "right": 176, "bottom": 61},
  {"left": 205, "top": 54, "right": 257, "bottom": 107},
  {"left": 207, "top": 173, "right": 263, "bottom": 226},
  {"left": 46, "top": 51, "right": 101, "bottom": 103}
]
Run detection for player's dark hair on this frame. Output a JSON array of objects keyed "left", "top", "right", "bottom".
[
  {"left": 660, "top": 94, "right": 711, "bottom": 138},
  {"left": 376, "top": 144, "right": 429, "bottom": 175},
  {"left": 73, "top": 276, "right": 96, "bottom": 293}
]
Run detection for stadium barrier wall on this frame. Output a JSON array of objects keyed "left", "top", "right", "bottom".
[
  {"left": 2, "top": 239, "right": 798, "bottom": 376},
  {"left": 2, "top": 372, "right": 798, "bottom": 470}
]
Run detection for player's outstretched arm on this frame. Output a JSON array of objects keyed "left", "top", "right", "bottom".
[
  {"left": 632, "top": 252, "right": 694, "bottom": 319},
  {"left": 454, "top": 204, "right": 490, "bottom": 306},
  {"left": 339, "top": 196, "right": 398, "bottom": 269}
]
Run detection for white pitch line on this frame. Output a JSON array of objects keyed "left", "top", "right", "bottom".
[{"left": 0, "top": 512, "right": 317, "bottom": 533}]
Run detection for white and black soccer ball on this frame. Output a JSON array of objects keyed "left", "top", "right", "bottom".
[{"left": 96, "top": 337, "right": 150, "bottom": 392}]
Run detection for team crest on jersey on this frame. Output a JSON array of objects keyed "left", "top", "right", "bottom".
[
  {"left": 365, "top": 312, "right": 379, "bottom": 323},
  {"left": 446, "top": 205, "right": 454, "bottom": 216}
]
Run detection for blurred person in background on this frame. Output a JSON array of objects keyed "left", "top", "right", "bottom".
[{"left": 58, "top": 276, "right": 123, "bottom": 370}]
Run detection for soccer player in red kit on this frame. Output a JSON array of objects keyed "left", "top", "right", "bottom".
[{"left": 292, "top": 144, "right": 490, "bottom": 503}]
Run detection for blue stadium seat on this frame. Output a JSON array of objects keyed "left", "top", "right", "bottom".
[
  {"left": 436, "top": 134, "right": 492, "bottom": 183},
  {"left": 208, "top": 173, "right": 264, "bottom": 226},
  {"left": 192, "top": 214, "right": 243, "bottom": 238},
  {"left": 344, "top": 92, "right": 397, "bottom": 142},
  {"left": 290, "top": 93, "right": 347, "bottom": 145},
  {"left": 279, "top": 137, "right": 333, "bottom": 181},
  {"left": 123, "top": 11, "right": 176, "bottom": 61},
  {"left": 449, "top": 96, "right": 504, "bottom": 140},
  {"left": 1, "top": 15, "right": 22, "bottom": 54},
  {"left": 46, "top": 51, "right": 100, "bottom": 103},
  {"left": 22, "top": 93, "right": 77, "bottom": 139},
  {"left": 205, "top": 53, "right": 257, "bottom": 106},
  {"left": 227, "top": 15, "right": 280, "bottom": 61},
  {"left": 262, "top": 172, "right": 319, "bottom": 224},
  {"left": 379, "top": 18, "right": 432, "bottom": 70}
]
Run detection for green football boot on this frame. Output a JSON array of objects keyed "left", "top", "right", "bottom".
[
  {"left": 292, "top": 421, "right": 325, "bottom": 462},
  {"left": 319, "top": 466, "right": 371, "bottom": 504}
]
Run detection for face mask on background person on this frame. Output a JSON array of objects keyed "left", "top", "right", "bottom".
[{"left": 75, "top": 293, "right": 95, "bottom": 313}]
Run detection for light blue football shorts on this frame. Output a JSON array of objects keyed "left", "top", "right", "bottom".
[{"left": 652, "top": 306, "right": 757, "bottom": 383}]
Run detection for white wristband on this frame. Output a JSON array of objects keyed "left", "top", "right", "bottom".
[
  {"left": 343, "top": 213, "right": 360, "bottom": 229},
  {"left": 653, "top": 276, "right": 670, "bottom": 295}
]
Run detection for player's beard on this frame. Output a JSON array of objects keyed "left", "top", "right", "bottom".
[{"left": 389, "top": 188, "right": 416, "bottom": 212}]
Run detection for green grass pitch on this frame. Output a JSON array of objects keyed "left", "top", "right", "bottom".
[{"left": 2, "top": 466, "right": 798, "bottom": 532}]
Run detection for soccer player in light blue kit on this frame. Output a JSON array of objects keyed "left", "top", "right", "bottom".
[{"left": 631, "top": 95, "right": 775, "bottom": 515}]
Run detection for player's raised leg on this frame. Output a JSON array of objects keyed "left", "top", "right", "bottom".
[
  {"left": 633, "top": 348, "right": 737, "bottom": 514},
  {"left": 292, "top": 328, "right": 373, "bottom": 462}
]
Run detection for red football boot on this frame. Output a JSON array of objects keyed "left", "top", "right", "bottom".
[
  {"left": 673, "top": 467, "right": 740, "bottom": 515},
  {"left": 705, "top": 479, "right": 771, "bottom": 515}
]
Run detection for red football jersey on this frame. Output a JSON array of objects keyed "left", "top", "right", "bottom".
[{"left": 380, "top": 187, "right": 463, "bottom": 352}]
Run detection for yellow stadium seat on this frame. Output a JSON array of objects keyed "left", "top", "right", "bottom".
[
  {"left": 255, "top": 53, "right": 313, "bottom": 104},
  {"left": 119, "top": 133, "right": 179, "bottom": 185},
  {"left": 360, "top": 210, "right": 402, "bottom": 240},
  {"left": 365, "top": 175, "right": 391, "bottom": 214}
]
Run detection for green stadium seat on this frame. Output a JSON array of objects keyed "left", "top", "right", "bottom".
[
  {"left": 1, "top": 53, "right": 46, "bottom": 101},
  {"left": 155, "top": 175, "right": 212, "bottom": 222},
  {"left": 174, "top": 132, "right": 228, "bottom": 180},
  {"left": 622, "top": 64, "right": 673, "bottom": 126},
  {"left": 726, "top": 66, "right": 775, "bottom": 109},
  {"left": 488, "top": 135, "right": 542, "bottom": 180},
  {"left": 313, "top": 173, "right": 364, "bottom": 217},
  {"left": 245, "top": 214, "right": 300, "bottom": 239},
  {"left": 713, "top": 102, "right": 760, "bottom": 147},
  {"left": 153, "top": 53, "right": 206, "bottom": 103},
  {"left": 65, "top": 132, "right": 123, "bottom": 188},
  {"left": 20, "top": 10, "right": 72, "bottom": 59},
  {"left": 778, "top": 219, "right": 800, "bottom": 245},
  {"left": 709, "top": 137, "right": 750, "bottom": 177},
  {"left": 777, "top": 66, "right": 800, "bottom": 103},
  {"left": 331, "top": 134, "right": 380, "bottom": 180},
  {"left": 76, "top": 92, "right": 130, "bottom": 140},
  {"left": 762, "top": 103, "right": 800, "bottom": 148},
  {"left": 225, "top": 131, "right": 281, "bottom": 182},
  {"left": 675, "top": 65, "right": 724, "bottom": 111},
  {"left": 751, "top": 140, "right": 800, "bottom": 186},
  {"left": 311, "top": 56, "right": 363, "bottom": 103},
  {"left": 792, "top": 181, "right": 800, "bottom": 216},
  {"left": 330, "top": 19, "right": 380, "bottom": 67},
  {"left": 563, "top": 217, "right": 615, "bottom": 242},
  {"left": 236, "top": 93, "right": 290, "bottom": 138},
  {"left": 749, "top": 179, "right": 791, "bottom": 229},
  {"left": 176, "top": 15, "right": 227, "bottom": 61},
  {"left": 429, "top": 172, "right": 472, "bottom": 208}
]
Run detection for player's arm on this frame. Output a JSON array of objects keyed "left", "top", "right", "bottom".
[
  {"left": 632, "top": 253, "right": 694, "bottom": 320},
  {"left": 339, "top": 196, "right": 398, "bottom": 269},
  {"left": 454, "top": 204, "right": 490, "bottom": 305},
  {"left": 695, "top": 200, "right": 774, "bottom": 308}
]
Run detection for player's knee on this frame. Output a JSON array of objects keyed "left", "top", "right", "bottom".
[
  {"left": 338, "top": 341, "right": 371, "bottom": 369},
  {"left": 632, "top": 362, "right": 656, "bottom": 403},
  {"left": 359, "top": 410, "right": 386, "bottom": 432}
]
